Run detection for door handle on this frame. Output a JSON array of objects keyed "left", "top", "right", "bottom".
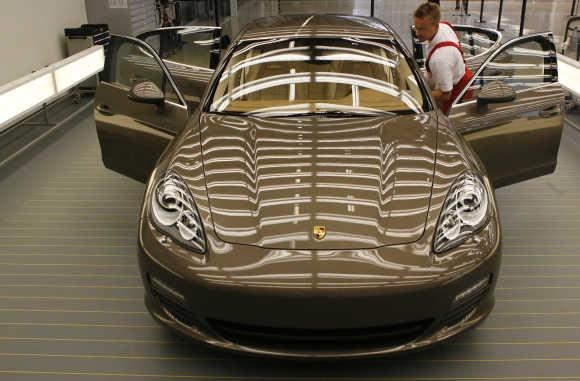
[{"left": 96, "top": 104, "right": 113, "bottom": 116}]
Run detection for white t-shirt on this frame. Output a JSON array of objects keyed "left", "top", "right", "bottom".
[{"left": 426, "top": 23, "right": 466, "bottom": 93}]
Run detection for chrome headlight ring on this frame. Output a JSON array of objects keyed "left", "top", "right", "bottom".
[
  {"left": 433, "top": 171, "right": 491, "bottom": 254},
  {"left": 150, "top": 170, "right": 206, "bottom": 253}
]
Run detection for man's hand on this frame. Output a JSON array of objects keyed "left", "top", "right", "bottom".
[{"left": 431, "top": 89, "right": 451, "bottom": 107}]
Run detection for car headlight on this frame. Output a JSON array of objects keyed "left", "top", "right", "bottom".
[
  {"left": 433, "top": 171, "right": 490, "bottom": 254},
  {"left": 150, "top": 170, "right": 206, "bottom": 253}
]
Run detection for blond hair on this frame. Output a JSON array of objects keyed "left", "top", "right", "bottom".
[{"left": 413, "top": 2, "right": 441, "bottom": 23}]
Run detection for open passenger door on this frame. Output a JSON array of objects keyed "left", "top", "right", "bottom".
[
  {"left": 448, "top": 32, "right": 565, "bottom": 188},
  {"left": 95, "top": 35, "right": 191, "bottom": 183}
]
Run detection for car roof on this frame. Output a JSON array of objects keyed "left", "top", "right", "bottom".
[{"left": 238, "top": 14, "right": 396, "bottom": 41}]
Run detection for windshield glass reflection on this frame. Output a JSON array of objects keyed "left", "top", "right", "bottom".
[{"left": 209, "top": 37, "right": 426, "bottom": 116}]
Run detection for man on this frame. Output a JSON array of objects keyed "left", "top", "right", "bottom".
[
  {"left": 158, "top": 0, "right": 177, "bottom": 27},
  {"left": 454, "top": 0, "right": 469, "bottom": 14},
  {"left": 413, "top": 2, "right": 473, "bottom": 113}
]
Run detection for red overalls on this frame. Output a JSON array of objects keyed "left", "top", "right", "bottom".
[{"left": 426, "top": 22, "right": 473, "bottom": 113}]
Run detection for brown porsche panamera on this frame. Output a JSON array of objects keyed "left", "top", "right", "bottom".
[{"left": 95, "top": 15, "right": 565, "bottom": 357}]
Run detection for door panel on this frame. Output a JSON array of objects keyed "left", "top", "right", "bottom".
[
  {"left": 95, "top": 35, "right": 189, "bottom": 183},
  {"left": 449, "top": 33, "right": 565, "bottom": 188},
  {"left": 137, "top": 27, "right": 220, "bottom": 109}
]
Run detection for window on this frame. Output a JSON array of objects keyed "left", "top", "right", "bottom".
[
  {"left": 455, "top": 29, "right": 497, "bottom": 59},
  {"left": 143, "top": 30, "right": 218, "bottom": 69},
  {"left": 459, "top": 37, "right": 554, "bottom": 103},
  {"left": 112, "top": 40, "right": 182, "bottom": 105},
  {"left": 208, "top": 37, "right": 427, "bottom": 116}
]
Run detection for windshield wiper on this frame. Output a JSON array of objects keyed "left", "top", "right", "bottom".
[
  {"left": 208, "top": 110, "right": 249, "bottom": 116},
  {"left": 209, "top": 110, "right": 400, "bottom": 118},
  {"left": 264, "top": 110, "right": 397, "bottom": 118}
]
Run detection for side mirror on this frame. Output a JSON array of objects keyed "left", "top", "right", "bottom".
[
  {"left": 128, "top": 81, "right": 164, "bottom": 105},
  {"left": 476, "top": 81, "right": 516, "bottom": 113}
]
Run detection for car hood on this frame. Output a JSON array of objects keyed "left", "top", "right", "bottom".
[{"left": 198, "top": 112, "right": 438, "bottom": 250}]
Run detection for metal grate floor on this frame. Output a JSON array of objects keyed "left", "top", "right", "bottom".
[{"left": 0, "top": 107, "right": 579, "bottom": 380}]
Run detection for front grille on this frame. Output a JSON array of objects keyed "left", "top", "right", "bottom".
[
  {"left": 158, "top": 291, "right": 433, "bottom": 351},
  {"left": 442, "top": 276, "right": 492, "bottom": 327},
  {"left": 158, "top": 291, "right": 432, "bottom": 351},
  {"left": 207, "top": 318, "right": 433, "bottom": 351}
]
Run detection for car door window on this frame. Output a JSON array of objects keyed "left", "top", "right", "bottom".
[
  {"left": 141, "top": 28, "right": 221, "bottom": 69},
  {"left": 169, "top": 29, "right": 218, "bottom": 68},
  {"left": 455, "top": 28, "right": 498, "bottom": 59},
  {"left": 142, "top": 34, "right": 161, "bottom": 53},
  {"left": 112, "top": 39, "right": 184, "bottom": 106},
  {"left": 458, "top": 37, "right": 555, "bottom": 103},
  {"left": 137, "top": 27, "right": 221, "bottom": 109}
]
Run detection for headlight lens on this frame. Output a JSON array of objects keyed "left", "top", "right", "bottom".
[
  {"left": 150, "top": 171, "right": 206, "bottom": 253},
  {"left": 433, "top": 171, "right": 490, "bottom": 253}
]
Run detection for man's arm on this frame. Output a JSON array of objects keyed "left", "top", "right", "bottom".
[{"left": 431, "top": 89, "right": 451, "bottom": 105}]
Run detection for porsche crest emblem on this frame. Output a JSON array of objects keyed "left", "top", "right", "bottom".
[{"left": 313, "top": 225, "right": 326, "bottom": 240}]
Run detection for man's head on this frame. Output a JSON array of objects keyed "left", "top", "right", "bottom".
[{"left": 413, "top": 2, "right": 441, "bottom": 42}]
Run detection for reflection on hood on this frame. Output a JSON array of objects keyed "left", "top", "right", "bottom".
[{"left": 197, "top": 112, "right": 437, "bottom": 250}]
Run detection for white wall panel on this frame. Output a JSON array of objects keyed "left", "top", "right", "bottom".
[{"left": 0, "top": 0, "right": 88, "bottom": 86}]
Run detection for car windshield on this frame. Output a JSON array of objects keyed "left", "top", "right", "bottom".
[{"left": 208, "top": 37, "right": 427, "bottom": 116}]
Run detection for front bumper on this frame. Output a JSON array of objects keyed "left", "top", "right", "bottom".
[{"left": 137, "top": 219, "right": 501, "bottom": 358}]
